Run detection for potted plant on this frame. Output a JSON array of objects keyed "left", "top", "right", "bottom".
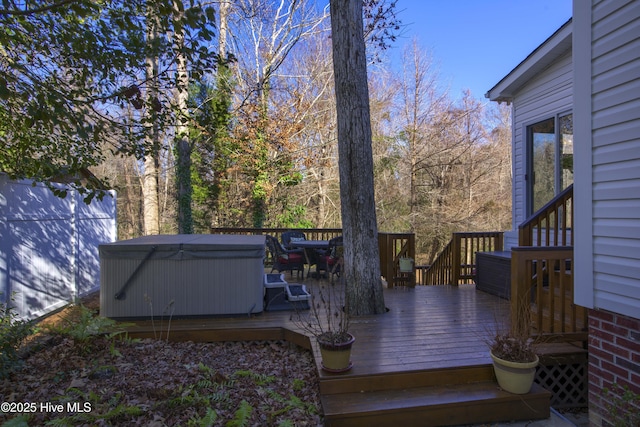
[
  {"left": 291, "top": 282, "right": 354, "bottom": 373},
  {"left": 487, "top": 309, "right": 540, "bottom": 394}
]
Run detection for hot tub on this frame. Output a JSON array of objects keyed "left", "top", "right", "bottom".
[{"left": 99, "top": 234, "right": 265, "bottom": 318}]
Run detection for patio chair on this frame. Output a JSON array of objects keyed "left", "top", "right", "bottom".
[
  {"left": 265, "top": 235, "right": 304, "bottom": 278},
  {"left": 281, "top": 230, "right": 307, "bottom": 253},
  {"left": 317, "top": 235, "right": 343, "bottom": 283}
]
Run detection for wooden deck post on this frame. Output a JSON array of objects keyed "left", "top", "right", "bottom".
[
  {"left": 510, "top": 247, "right": 530, "bottom": 337},
  {"left": 494, "top": 233, "right": 504, "bottom": 252},
  {"left": 377, "top": 232, "right": 416, "bottom": 287},
  {"left": 377, "top": 233, "right": 391, "bottom": 283},
  {"left": 451, "top": 233, "right": 461, "bottom": 286}
]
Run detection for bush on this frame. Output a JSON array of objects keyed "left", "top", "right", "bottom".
[
  {"left": 604, "top": 383, "right": 640, "bottom": 427},
  {"left": 44, "top": 303, "right": 126, "bottom": 354},
  {"left": 0, "top": 293, "right": 34, "bottom": 378}
]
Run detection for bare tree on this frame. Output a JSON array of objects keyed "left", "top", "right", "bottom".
[
  {"left": 227, "top": 0, "right": 329, "bottom": 226},
  {"left": 330, "top": 0, "right": 385, "bottom": 315},
  {"left": 268, "top": 23, "right": 339, "bottom": 228},
  {"left": 367, "top": 65, "right": 405, "bottom": 230},
  {"left": 391, "top": 39, "right": 454, "bottom": 260},
  {"left": 396, "top": 39, "right": 450, "bottom": 232}
]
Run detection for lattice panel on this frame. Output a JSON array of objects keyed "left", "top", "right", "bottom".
[{"left": 535, "top": 361, "right": 588, "bottom": 409}]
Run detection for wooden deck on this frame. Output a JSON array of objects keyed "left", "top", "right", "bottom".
[
  {"left": 118, "top": 277, "right": 552, "bottom": 426},
  {"left": 340, "top": 284, "right": 508, "bottom": 375},
  {"left": 120, "top": 279, "right": 509, "bottom": 369}
]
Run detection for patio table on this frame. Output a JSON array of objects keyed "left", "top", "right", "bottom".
[{"left": 290, "top": 240, "right": 330, "bottom": 278}]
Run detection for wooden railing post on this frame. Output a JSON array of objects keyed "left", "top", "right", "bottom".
[
  {"left": 510, "top": 246, "right": 585, "bottom": 341},
  {"left": 495, "top": 233, "right": 504, "bottom": 252},
  {"left": 377, "top": 232, "right": 416, "bottom": 287},
  {"left": 451, "top": 233, "right": 461, "bottom": 286},
  {"left": 378, "top": 232, "right": 391, "bottom": 286},
  {"left": 510, "top": 247, "right": 530, "bottom": 337}
]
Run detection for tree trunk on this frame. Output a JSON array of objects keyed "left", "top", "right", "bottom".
[
  {"left": 219, "top": 0, "right": 230, "bottom": 54},
  {"left": 330, "top": 0, "right": 385, "bottom": 315},
  {"left": 143, "top": 153, "right": 160, "bottom": 235},
  {"left": 174, "top": 2, "right": 193, "bottom": 234},
  {"left": 175, "top": 136, "right": 192, "bottom": 233},
  {"left": 143, "top": 10, "right": 160, "bottom": 236}
]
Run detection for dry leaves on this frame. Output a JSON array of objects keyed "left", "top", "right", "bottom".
[{"left": 1, "top": 332, "right": 322, "bottom": 426}]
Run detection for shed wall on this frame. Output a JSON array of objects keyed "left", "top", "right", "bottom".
[{"left": 0, "top": 175, "right": 116, "bottom": 320}]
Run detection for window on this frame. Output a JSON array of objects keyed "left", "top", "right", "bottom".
[{"left": 526, "top": 113, "right": 573, "bottom": 215}]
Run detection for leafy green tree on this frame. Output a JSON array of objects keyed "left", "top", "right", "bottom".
[
  {"left": 0, "top": 0, "right": 216, "bottom": 202},
  {"left": 187, "top": 70, "right": 238, "bottom": 231}
]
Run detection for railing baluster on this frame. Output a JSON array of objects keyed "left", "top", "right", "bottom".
[
  {"left": 519, "top": 184, "right": 573, "bottom": 248},
  {"left": 551, "top": 258, "right": 558, "bottom": 332},
  {"left": 421, "top": 231, "right": 503, "bottom": 286},
  {"left": 511, "top": 247, "right": 584, "bottom": 340},
  {"left": 511, "top": 186, "right": 583, "bottom": 344},
  {"left": 560, "top": 258, "right": 567, "bottom": 333}
]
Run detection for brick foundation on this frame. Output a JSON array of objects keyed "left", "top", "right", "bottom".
[{"left": 588, "top": 309, "right": 640, "bottom": 426}]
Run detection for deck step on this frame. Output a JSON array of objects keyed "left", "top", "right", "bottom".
[
  {"left": 319, "top": 365, "right": 495, "bottom": 395},
  {"left": 321, "top": 382, "right": 551, "bottom": 427}
]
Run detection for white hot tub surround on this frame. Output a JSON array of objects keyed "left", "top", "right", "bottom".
[{"left": 99, "top": 234, "right": 265, "bottom": 318}]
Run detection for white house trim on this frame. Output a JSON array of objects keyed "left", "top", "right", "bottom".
[
  {"left": 573, "top": 2, "right": 594, "bottom": 309},
  {"left": 485, "top": 20, "right": 573, "bottom": 104}
]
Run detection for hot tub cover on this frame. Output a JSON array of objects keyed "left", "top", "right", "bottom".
[
  {"left": 99, "top": 234, "right": 266, "bottom": 317},
  {"left": 99, "top": 234, "right": 265, "bottom": 260}
]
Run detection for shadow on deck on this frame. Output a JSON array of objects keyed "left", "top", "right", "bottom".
[{"left": 119, "top": 278, "right": 552, "bottom": 426}]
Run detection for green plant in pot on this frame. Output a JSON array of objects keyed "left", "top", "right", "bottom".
[{"left": 291, "top": 282, "right": 354, "bottom": 373}]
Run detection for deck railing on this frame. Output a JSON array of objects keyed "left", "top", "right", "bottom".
[
  {"left": 211, "top": 227, "right": 343, "bottom": 242},
  {"left": 419, "top": 232, "right": 504, "bottom": 286},
  {"left": 378, "top": 232, "right": 416, "bottom": 287},
  {"left": 211, "top": 228, "right": 415, "bottom": 287},
  {"left": 519, "top": 184, "right": 573, "bottom": 247},
  {"left": 510, "top": 246, "right": 587, "bottom": 341},
  {"left": 512, "top": 185, "right": 586, "bottom": 343}
]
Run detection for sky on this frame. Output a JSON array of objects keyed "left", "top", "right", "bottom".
[{"left": 389, "top": 0, "right": 573, "bottom": 100}]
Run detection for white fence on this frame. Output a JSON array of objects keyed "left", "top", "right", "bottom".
[{"left": 0, "top": 175, "right": 116, "bottom": 320}]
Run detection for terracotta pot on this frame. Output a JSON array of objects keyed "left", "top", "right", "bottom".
[
  {"left": 318, "top": 334, "right": 355, "bottom": 373},
  {"left": 490, "top": 351, "right": 539, "bottom": 394}
]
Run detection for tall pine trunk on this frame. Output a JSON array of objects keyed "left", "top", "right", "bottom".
[
  {"left": 174, "top": 2, "right": 193, "bottom": 234},
  {"left": 330, "top": 0, "right": 385, "bottom": 315},
  {"left": 143, "top": 9, "right": 160, "bottom": 236}
]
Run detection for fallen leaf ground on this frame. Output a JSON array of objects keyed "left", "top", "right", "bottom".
[{"left": 1, "top": 294, "right": 322, "bottom": 426}]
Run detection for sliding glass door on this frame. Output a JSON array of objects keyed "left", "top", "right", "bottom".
[{"left": 527, "top": 113, "right": 573, "bottom": 215}]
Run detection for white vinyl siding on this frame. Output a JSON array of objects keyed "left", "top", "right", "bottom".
[
  {"left": 574, "top": 0, "right": 640, "bottom": 318},
  {"left": 505, "top": 51, "right": 573, "bottom": 249},
  {"left": 0, "top": 176, "right": 116, "bottom": 320}
]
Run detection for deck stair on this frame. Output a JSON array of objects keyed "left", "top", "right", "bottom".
[{"left": 319, "top": 364, "right": 551, "bottom": 427}]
